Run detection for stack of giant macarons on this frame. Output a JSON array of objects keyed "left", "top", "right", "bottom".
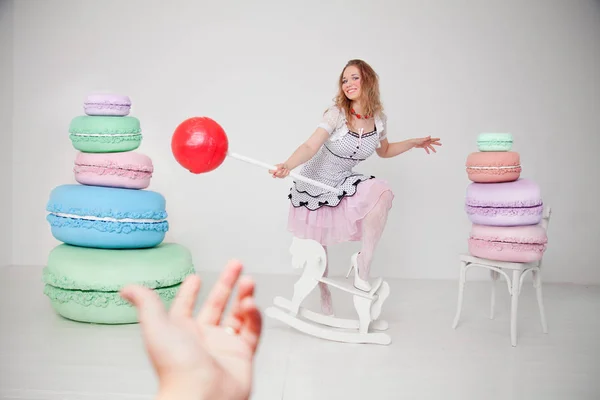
[
  {"left": 464, "top": 133, "right": 548, "bottom": 263},
  {"left": 43, "top": 93, "right": 195, "bottom": 324}
]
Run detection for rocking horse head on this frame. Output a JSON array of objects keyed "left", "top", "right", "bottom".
[{"left": 289, "top": 237, "right": 327, "bottom": 270}]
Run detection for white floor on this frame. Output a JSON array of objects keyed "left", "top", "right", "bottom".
[{"left": 0, "top": 265, "right": 599, "bottom": 400}]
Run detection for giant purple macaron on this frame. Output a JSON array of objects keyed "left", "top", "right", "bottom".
[
  {"left": 465, "top": 178, "right": 543, "bottom": 226},
  {"left": 84, "top": 93, "right": 131, "bottom": 116}
]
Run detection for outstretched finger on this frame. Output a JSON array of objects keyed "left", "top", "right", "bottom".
[
  {"left": 221, "top": 276, "right": 255, "bottom": 333},
  {"left": 428, "top": 144, "right": 436, "bottom": 153},
  {"left": 196, "top": 260, "right": 243, "bottom": 325},
  {"left": 169, "top": 274, "right": 202, "bottom": 319},
  {"left": 120, "top": 285, "right": 168, "bottom": 332},
  {"left": 238, "top": 296, "right": 263, "bottom": 354}
]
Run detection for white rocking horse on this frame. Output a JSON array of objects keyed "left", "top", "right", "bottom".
[{"left": 265, "top": 237, "right": 392, "bottom": 345}]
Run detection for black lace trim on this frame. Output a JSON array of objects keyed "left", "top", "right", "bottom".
[
  {"left": 290, "top": 174, "right": 364, "bottom": 198},
  {"left": 289, "top": 175, "right": 376, "bottom": 210},
  {"left": 348, "top": 128, "right": 377, "bottom": 138}
]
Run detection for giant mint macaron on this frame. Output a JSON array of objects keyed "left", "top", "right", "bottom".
[
  {"left": 466, "top": 151, "right": 521, "bottom": 183},
  {"left": 477, "top": 133, "right": 513, "bottom": 152},
  {"left": 468, "top": 224, "right": 548, "bottom": 263},
  {"left": 69, "top": 115, "right": 142, "bottom": 153},
  {"left": 46, "top": 184, "right": 168, "bottom": 248},
  {"left": 74, "top": 151, "right": 153, "bottom": 189},
  {"left": 84, "top": 93, "right": 131, "bottom": 116},
  {"left": 465, "top": 178, "right": 543, "bottom": 226},
  {"left": 42, "top": 243, "right": 195, "bottom": 324}
]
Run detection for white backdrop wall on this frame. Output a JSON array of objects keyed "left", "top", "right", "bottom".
[
  {"left": 10, "top": 0, "right": 600, "bottom": 283},
  {"left": 1, "top": 0, "right": 13, "bottom": 267}
]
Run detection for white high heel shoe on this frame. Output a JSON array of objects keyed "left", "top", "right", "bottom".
[{"left": 346, "top": 252, "right": 371, "bottom": 292}]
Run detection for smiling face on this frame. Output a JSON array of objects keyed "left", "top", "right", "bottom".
[
  {"left": 341, "top": 65, "right": 362, "bottom": 101},
  {"left": 334, "top": 59, "right": 383, "bottom": 123}
]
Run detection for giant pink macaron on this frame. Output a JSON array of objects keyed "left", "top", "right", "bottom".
[
  {"left": 465, "top": 178, "right": 543, "bottom": 226},
  {"left": 466, "top": 151, "right": 521, "bottom": 183},
  {"left": 84, "top": 93, "right": 131, "bottom": 116},
  {"left": 74, "top": 151, "right": 153, "bottom": 189},
  {"left": 469, "top": 223, "right": 548, "bottom": 263}
]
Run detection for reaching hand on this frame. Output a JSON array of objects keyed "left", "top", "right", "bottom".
[
  {"left": 120, "top": 260, "right": 262, "bottom": 400},
  {"left": 412, "top": 136, "right": 442, "bottom": 154},
  {"left": 269, "top": 163, "right": 290, "bottom": 178}
]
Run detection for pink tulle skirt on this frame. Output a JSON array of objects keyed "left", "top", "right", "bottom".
[{"left": 287, "top": 178, "right": 394, "bottom": 246}]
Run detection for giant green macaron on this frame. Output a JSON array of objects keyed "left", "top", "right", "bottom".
[
  {"left": 477, "top": 133, "right": 513, "bottom": 151},
  {"left": 42, "top": 243, "right": 195, "bottom": 324},
  {"left": 69, "top": 115, "right": 142, "bottom": 152}
]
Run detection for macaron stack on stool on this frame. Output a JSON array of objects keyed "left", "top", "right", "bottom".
[
  {"left": 454, "top": 133, "right": 551, "bottom": 346},
  {"left": 464, "top": 133, "right": 548, "bottom": 261},
  {"left": 43, "top": 93, "right": 195, "bottom": 324}
]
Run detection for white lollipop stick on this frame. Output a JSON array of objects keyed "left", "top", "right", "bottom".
[{"left": 227, "top": 151, "right": 342, "bottom": 195}]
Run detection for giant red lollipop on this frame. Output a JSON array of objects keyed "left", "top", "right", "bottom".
[
  {"left": 172, "top": 117, "right": 229, "bottom": 174},
  {"left": 171, "top": 116, "right": 342, "bottom": 194}
]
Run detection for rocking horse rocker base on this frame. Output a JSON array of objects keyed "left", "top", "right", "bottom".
[{"left": 265, "top": 238, "right": 392, "bottom": 345}]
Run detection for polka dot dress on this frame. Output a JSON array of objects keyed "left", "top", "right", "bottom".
[{"left": 289, "top": 128, "right": 381, "bottom": 211}]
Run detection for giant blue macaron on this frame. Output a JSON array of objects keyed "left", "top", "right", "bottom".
[{"left": 46, "top": 184, "right": 168, "bottom": 249}]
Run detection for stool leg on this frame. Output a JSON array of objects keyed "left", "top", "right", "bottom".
[
  {"left": 533, "top": 269, "right": 548, "bottom": 333},
  {"left": 452, "top": 261, "right": 467, "bottom": 329},
  {"left": 510, "top": 270, "right": 521, "bottom": 346},
  {"left": 490, "top": 270, "right": 498, "bottom": 319}
]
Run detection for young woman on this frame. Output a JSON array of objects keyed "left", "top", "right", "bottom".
[{"left": 270, "top": 59, "right": 441, "bottom": 315}]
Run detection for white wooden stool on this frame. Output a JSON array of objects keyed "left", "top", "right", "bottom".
[
  {"left": 452, "top": 206, "right": 551, "bottom": 346},
  {"left": 266, "top": 237, "right": 392, "bottom": 345}
]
